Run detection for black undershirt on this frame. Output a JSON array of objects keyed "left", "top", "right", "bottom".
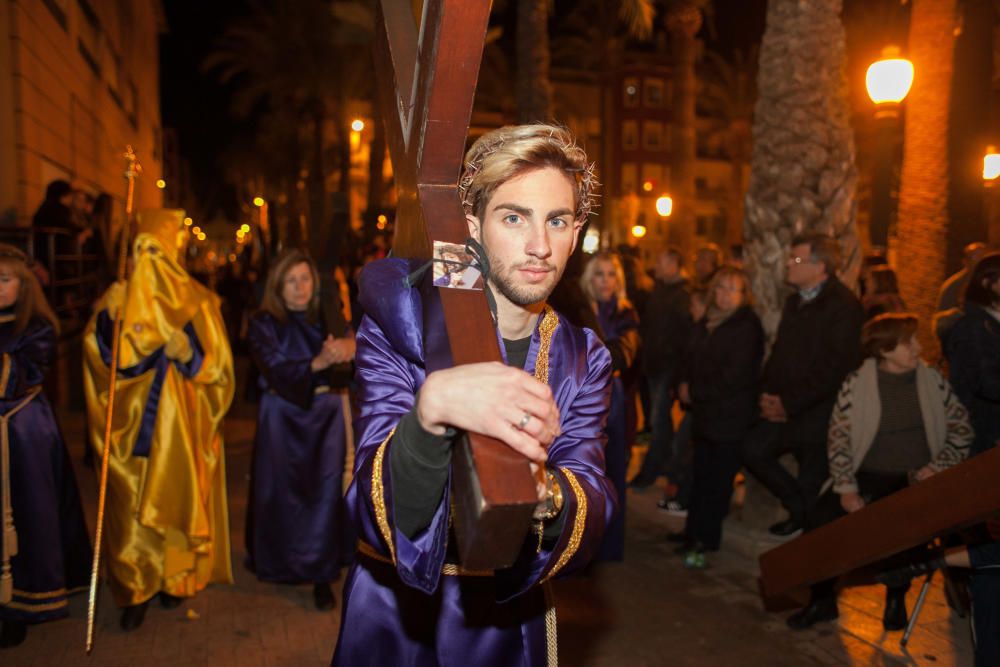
[{"left": 389, "top": 335, "right": 567, "bottom": 542}]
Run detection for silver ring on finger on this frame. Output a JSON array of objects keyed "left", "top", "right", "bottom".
[{"left": 517, "top": 412, "right": 531, "bottom": 430}]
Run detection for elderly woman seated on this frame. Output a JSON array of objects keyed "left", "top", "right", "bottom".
[{"left": 787, "top": 313, "right": 973, "bottom": 631}]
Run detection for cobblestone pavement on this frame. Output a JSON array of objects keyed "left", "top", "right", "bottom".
[{"left": 5, "top": 398, "right": 974, "bottom": 666}]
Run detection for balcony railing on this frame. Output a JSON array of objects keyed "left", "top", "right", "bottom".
[{"left": 0, "top": 226, "right": 105, "bottom": 335}]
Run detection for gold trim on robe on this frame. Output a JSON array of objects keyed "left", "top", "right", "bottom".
[
  {"left": 542, "top": 468, "right": 587, "bottom": 582},
  {"left": 371, "top": 426, "right": 397, "bottom": 563}
]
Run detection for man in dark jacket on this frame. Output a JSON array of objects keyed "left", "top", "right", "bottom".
[
  {"left": 631, "top": 247, "right": 692, "bottom": 489},
  {"left": 742, "top": 233, "right": 864, "bottom": 536}
]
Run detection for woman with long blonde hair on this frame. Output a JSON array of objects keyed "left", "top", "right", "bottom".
[
  {"left": 0, "top": 245, "right": 90, "bottom": 647},
  {"left": 581, "top": 251, "right": 640, "bottom": 561}
]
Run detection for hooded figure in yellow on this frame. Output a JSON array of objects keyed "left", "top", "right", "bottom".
[{"left": 83, "top": 208, "right": 234, "bottom": 631}]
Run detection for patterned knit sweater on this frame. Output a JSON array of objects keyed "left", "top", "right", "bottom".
[{"left": 826, "top": 358, "right": 973, "bottom": 494}]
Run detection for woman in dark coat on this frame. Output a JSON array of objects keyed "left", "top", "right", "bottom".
[
  {"left": 677, "top": 266, "right": 763, "bottom": 568},
  {"left": 0, "top": 245, "right": 91, "bottom": 647},
  {"left": 945, "top": 252, "right": 1000, "bottom": 457},
  {"left": 581, "top": 252, "right": 640, "bottom": 561},
  {"left": 246, "top": 249, "right": 356, "bottom": 610}
]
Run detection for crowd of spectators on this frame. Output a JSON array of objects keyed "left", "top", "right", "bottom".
[{"left": 585, "top": 233, "right": 997, "bottom": 662}]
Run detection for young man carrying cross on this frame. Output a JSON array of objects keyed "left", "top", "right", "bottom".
[{"left": 331, "top": 124, "right": 616, "bottom": 666}]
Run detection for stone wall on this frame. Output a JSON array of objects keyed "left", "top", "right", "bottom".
[{"left": 0, "top": 0, "right": 165, "bottom": 229}]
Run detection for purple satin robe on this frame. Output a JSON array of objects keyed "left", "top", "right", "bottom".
[
  {"left": 246, "top": 311, "right": 347, "bottom": 583},
  {"left": 331, "top": 259, "right": 615, "bottom": 667},
  {"left": 0, "top": 315, "right": 91, "bottom": 623}
]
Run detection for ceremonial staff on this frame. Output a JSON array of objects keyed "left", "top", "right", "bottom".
[{"left": 86, "top": 146, "right": 140, "bottom": 654}]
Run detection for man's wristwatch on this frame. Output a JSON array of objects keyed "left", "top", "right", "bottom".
[{"left": 534, "top": 470, "right": 564, "bottom": 521}]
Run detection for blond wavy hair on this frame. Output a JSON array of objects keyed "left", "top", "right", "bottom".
[{"left": 458, "top": 124, "right": 598, "bottom": 223}]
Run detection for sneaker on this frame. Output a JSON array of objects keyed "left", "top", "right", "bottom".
[
  {"left": 656, "top": 499, "right": 688, "bottom": 516},
  {"left": 682, "top": 550, "right": 706, "bottom": 569}
]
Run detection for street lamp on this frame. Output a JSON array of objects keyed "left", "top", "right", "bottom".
[
  {"left": 253, "top": 196, "right": 265, "bottom": 207},
  {"left": 984, "top": 146, "right": 1000, "bottom": 182},
  {"left": 655, "top": 195, "right": 673, "bottom": 218},
  {"left": 351, "top": 119, "right": 365, "bottom": 132},
  {"left": 983, "top": 147, "right": 1000, "bottom": 245},
  {"left": 866, "top": 47, "right": 914, "bottom": 112},
  {"left": 866, "top": 46, "right": 913, "bottom": 248},
  {"left": 155, "top": 179, "right": 166, "bottom": 189}
]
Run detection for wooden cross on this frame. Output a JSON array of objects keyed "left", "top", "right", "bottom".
[
  {"left": 373, "top": 0, "right": 538, "bottom": 570},
  {"left": 758, "top": 444, "right": 1000, "bottom": 601}
]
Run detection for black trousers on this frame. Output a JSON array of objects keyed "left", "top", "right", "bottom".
[
  {"left": 807, "top": 471, "right": 912, "bottom": 602},
  {"left": 968, "top": 542, "right": 1000, "bottom": 667},
  {"left": 685, "top": 438, "right": 742, "bottom": 551},
  {"left": 741, "top": 420, "right": 828, "bottom": 521}
]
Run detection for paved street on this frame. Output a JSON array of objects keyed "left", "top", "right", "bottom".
[{"left": 5, "top": 377, "right": 976, "bottom": 666}]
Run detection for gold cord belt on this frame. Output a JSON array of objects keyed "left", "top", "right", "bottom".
[{"left": 1, "top": 386, "right": 42, "bottom": 604}]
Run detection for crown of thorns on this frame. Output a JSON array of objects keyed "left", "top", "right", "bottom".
[{"left": 457, "top": 132, "right": 600, "bottom": 222}]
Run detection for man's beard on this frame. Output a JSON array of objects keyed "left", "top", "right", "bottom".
[{"left": 485, "top": 247, "right": 563, "bottom": 307}]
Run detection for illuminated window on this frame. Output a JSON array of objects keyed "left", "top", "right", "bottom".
[
  {"left": 642, "top": 122, "right": 664, "bottom": 151},
  {"left": 622, "top": 121, "right": 639, "bottom": 150},
  {"left": 644, "top": 78, "right": 664, "bottom": 108}
]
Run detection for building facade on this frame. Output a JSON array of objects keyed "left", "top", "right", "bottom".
[{"left": 0, "top": 0, "right": 165, "bottom": 231}]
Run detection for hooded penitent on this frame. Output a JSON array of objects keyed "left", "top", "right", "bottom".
[{"left": 83, "top": 208, "right": 235, "bottom": 607}]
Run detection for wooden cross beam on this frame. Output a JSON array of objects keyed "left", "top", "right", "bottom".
[
  {"left": 758, "top": 444, "right": 1000, "bottom": 599},
  {"left": 373, "top": 0, "right": 539, "bottom": 570}
]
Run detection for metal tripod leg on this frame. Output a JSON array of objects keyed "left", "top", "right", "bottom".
[{"left": 901, "top": 570, "right": 935, "bottom": 648}]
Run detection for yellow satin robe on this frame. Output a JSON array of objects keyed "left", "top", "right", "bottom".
[{"left": 83, "top": 209, "right": 235, "bottom": 607}]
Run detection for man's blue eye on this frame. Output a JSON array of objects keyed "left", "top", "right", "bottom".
[
  {"left": 503, "top": 214, "right": 520, "bottom": 224},
  {"left": 548, "top": 218, "right": 568, "bottom": 228}
]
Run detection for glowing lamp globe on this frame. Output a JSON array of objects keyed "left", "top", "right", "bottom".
[
  {"left": 984, "top": 147, "right": 1000, "bottom": 181},
  {"left": 631, "top": 224, "right": 647, "bottom": 239},
  {"left": 655, "top": 195, "right": 673, "bottom": 218},
  {"left": 351, "top": 119, "right": 365, "bottom": 132},
  {"left": 866, "top": 48, "right": 913, "bottom": 105},
  {"left": 582, "top": 228, "right": 600, "bottom": 254},
  {"left": 253, "top": 196, "right": 265, "bottom": 207}
]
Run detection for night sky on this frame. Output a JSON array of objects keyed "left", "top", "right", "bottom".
[{"left": 157, "top": 0, "right": 767, "bottom": 221}]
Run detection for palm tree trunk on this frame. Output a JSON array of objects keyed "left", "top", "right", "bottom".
[
  {"left": 893, "top": 0, "right": 957, "bottom": 357},
  {"left": 516, "top": 0, "right": 552, "bottom": 123},
  {"left": 665, "top": 1, "right": 703, "bottom": 256},
  {"left": 744, "top": 0, "right": 859, "bottom": 341},
  {"left": 727, "top": 120, "right": 750, "bottom": 248}
]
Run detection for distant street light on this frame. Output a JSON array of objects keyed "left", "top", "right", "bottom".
[
  {"left": 183, "top": 217, "right": 193, "bottom": 226},
  {"left": 155, "top": 179, "right": 166, "bottom": 189},
  {"left": 983, "top": 147, "right": 1000, "bottom": 245},
  {"left": 253, "top": 196, "right": 265, "bottom": 207},
  {"left": 631, "top": 224, "right": 647, "bottom": 239},
  {"left": 984, "top": 146, "right": 1000, "bottom": 182},
  {"left": 351, "top": 119, "right": 365, "bottom": 132},
  {"left": 866, "top": 46, "right": 913, "bottom": 248},
  {"left": 655, "top": 195, "right": 673, "bottom": 218}
]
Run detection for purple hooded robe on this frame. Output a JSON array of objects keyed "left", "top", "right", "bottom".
[{"left": 331, "top": 258, "right": 615, "bottom": 666}]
